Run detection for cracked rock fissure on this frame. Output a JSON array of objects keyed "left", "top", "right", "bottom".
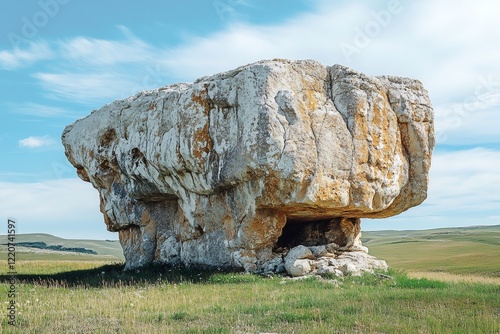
[{"left": 62, "top": 59, "right": 434, "bottom": 276}]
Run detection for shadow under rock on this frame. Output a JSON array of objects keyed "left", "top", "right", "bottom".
[{"left": 0, "top": 263, "right": 246, "bottom": 288}]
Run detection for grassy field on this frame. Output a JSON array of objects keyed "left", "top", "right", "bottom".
[
  {"left": 364, "top": 225, "right": 500, "bottom": 279},
  {"left": 0, "top": 263, "right": 499, "bottom": 333},
  {"left": 0, "top": 226, "right": 498, "bottom": 333}
]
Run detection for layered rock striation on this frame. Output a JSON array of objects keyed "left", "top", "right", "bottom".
[{"left": 62, "top": 59, "right": 434, "bottom": 275}]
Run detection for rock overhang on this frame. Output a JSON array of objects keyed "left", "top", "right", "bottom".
[{"left": 62, "top": 59, "right": 434, "bottom": 274}]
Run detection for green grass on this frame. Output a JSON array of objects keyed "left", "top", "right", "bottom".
[{"left": 0, "top": 262, "right": 499, "bottom": 333}]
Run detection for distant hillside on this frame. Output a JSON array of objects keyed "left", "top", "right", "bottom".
[
  {"left": 0, "top": 233, "right": 124, "bottom": 260},
  {"left": 363, "top": 224, "right": 500, "bottom": 245},
  {"left": 16, "top": 241, "right": 98, "bottom": 255},
  {"left": 364, "top": 225, "right": 500, "bottom": 277}
]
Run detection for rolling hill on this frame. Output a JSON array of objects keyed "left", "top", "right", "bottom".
[
  {"left": 0, "top": 233, "right": 124, "bottom": 261},
  {"left": 364, "top": 225, "right": 500, "bottom": 277}
]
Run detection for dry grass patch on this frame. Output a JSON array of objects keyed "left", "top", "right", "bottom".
[{"left": 408, "top": 271, "right": 500, "bottom": 285}]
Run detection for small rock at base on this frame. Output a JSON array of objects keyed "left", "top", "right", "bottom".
[
  {"left": 286, "top": 259, "right": 312, "bottom": 277},
  {"left": 308, "top": 245, "right": 327, "bottom": 257}
]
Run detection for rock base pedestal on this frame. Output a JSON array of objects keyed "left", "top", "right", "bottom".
[{"left": 262, "top": 244, "right": 388, "bottom": 277}]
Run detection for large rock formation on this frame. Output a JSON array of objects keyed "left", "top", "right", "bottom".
[{"left": 62, "top": 59, "right": 434, "bottom": 275}]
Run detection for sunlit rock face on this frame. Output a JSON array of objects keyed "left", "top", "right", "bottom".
[{"left": 62, "top": 59, "right": 434, "bottom": 275}]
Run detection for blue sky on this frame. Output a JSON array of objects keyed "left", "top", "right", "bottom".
[{"left": 1, "top": 0, "right": 499, "bottom": 239}]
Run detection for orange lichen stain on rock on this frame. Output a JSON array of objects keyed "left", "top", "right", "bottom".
[
  {"left": 371, "top": 103, "right": 383, "bottom": 149},
  {"left": 370, "top": 93, "right": 392, "bottom": 151},
  {"left": 221, "top": 215, "right": 237, "bottom": 240},
  {"left": 371, "top": 93, "right": 404, "bottom": 185},
  {"left": 99, "top": 128, "right": 116, "bottom": 147},
  {"left": 300, "top": 76, "right": 323, "bottom": 112},
  {"left": 352, "top": 100, "right": 370, "bottom": 164},
  {"left": 192, "top": 123, "right": 213, "bottom": 160},
  {"left": 118, "top": 226, "right": 141, "bottom": 247},
  {"left": 191, "top": 90, "right": 212, "bottom": 116},
  {"left": 237, "top": 249, "right": 257, "bottom": 261},
  {"left": 259, "top": 175, "right": 288, "bottom": 207},
  {"left": 243, "top": 210, "right": 286, "bottom": 249},
  {"left": 314, "top": 177, "right": 346, "bottom": 205},
  {"left": 80, "top": 147, "right": 86, "bottom": 160},
  {"left": 190, "top": 89, "right": 214, "bottom": 161},
  {"left": 296, "top": 176, "right": 311, "bottom": 201},
  {"left": 304, "top": 89, "right": 319, "bottom": 111}
]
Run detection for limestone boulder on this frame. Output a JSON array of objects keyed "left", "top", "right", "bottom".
[
  {"left": 62, "top": 59, "right": 434, "bottom": 272},
  {"left": 284, "top": 245, "right": 314, "bottom": 276}
]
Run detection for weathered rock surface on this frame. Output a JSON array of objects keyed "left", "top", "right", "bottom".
[
  {"left": 279, "top": 245, "right": 388, "bottom": 277},
  {"left": 62, "top": 59, "right": 434, "bottom": 273}
]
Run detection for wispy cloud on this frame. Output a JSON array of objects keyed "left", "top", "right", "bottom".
[
  {"left": 33, "top": 71, "right": 148, "bottom": 102},
  {"left": 0, "top": 41, "right": 54, "bottom": 70},
  {"left": 18, "top": 135, "right": 56, "bottom": 148},
  {"left": 29, "top": 27, "right": 169, "bottom": 103},
  {"left": 12, "top": 102, "right": 73, "bottom": 118},
  {"left": 59, "top": 34, "right": 152, "bottom": 66}
]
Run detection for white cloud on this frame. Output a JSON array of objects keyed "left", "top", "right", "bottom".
[
  {"left": 31, "top": 28, "right": 170, "bottom": 103},
  {"left": 0, "top": 41, "right": 54, "bottom": 70},
  {"left": 33, "top": 72, "right": 141, "bottom": 102},
  {"left": 0, "top": 178, "right": 114, "bottom": 239},
  {"left": 27, "top": 0, "right": 500, "bottom": 118},
  {"left": 433, "top": 74, "right": 500, "bottom": 144},
  {"left": 18, "top": 135, "right": 56, "bottom": 148},
  {"left": 12, "top": 102, "right": 72, "bottom": 118},
  {"left": 429, "top": 148, "right": 500, "bottom": 208},
  {"left": 59, "top": 34, "right": 152, "bottom": 66},
  {"left": 159, "top": 2, "right": 368, "bottom": 80},
  {"left": 435, "top": 106, "right": 500, "bottom": 146}
]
